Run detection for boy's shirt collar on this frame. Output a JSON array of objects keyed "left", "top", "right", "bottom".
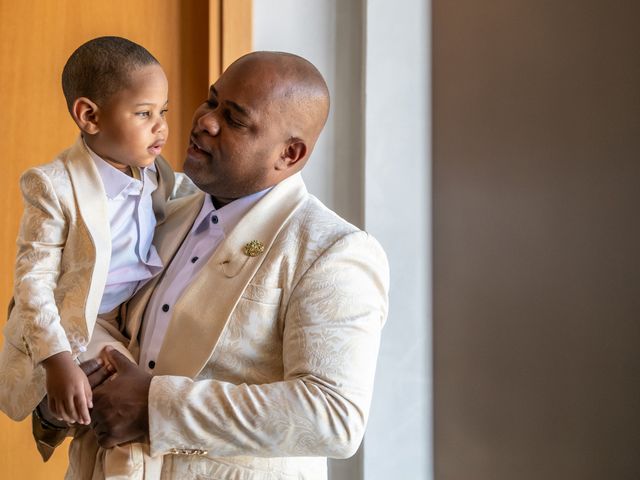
[{"left": 82, "top": 137, "right": 157, "bottom": 199}]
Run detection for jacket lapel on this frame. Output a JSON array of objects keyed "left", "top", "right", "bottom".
[
  {"left": 150, "top": 155, "right": 175, "bottom": 224},
  {"left": 125, "top": 192, "right": 205, "bottom": 357},
  {"left": 154, "top": 173, "right": 308, "bottom": 378},
  {"left": 64, "top": 137, "right": 110, "bottom": 334}
]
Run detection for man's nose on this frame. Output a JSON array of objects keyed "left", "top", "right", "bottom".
[{"left": 195, "top": 110, "right": 221, "bottom": 136}]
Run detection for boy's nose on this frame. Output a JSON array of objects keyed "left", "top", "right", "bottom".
[{"left": 152, "top": 117, "right": 168, "bottom": 134}]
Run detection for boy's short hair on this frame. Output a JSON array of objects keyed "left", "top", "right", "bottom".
[{"left": 61, "top": 36, "right": 159, "bottom": 112}]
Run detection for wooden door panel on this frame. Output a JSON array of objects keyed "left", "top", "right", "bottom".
[{"left": 0, "top": 1, "right": 249, "bottom": 477}]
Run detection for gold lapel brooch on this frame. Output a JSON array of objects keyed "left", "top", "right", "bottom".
[{"left": 243, "top": 240, "right": 265, "bottom": 257}]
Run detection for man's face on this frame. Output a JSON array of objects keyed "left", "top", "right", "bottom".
[
  {"left": 183, "top": 63, "right": 288, "bottom": 202},
  {"left": 90, "top": 64, "right": 169, "bottom": 169}
]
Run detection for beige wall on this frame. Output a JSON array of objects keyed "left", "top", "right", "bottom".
[{"left": 433, "top": 1, "right": 640, "bottom": 479}]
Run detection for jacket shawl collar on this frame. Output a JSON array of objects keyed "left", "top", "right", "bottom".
[
  {"left": 64, "top": 137, "right": 111, "bottom": 335},
  {"left": 126, "top": 173, "right": 307, "bottom": 378}
]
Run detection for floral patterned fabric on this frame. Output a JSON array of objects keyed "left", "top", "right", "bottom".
[
  {"left": 123, "top": 174, "right": 390, "bottom": 479},
  {"left": 30, "top": 173, "right": 389, "bottom": 480},
  {"left": 0, "top": 136, "right": 175, "bottom": 421}
]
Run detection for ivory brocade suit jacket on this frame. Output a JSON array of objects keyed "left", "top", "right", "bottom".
[
  {"left": 0, "top": 136, "right": 175, "bottom": 421},
  {"left": 60, "top": 172, "right": 390, "bottom": 480}
]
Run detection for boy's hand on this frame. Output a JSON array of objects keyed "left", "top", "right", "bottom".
[
  {"left": 42, "top": 351, "right": 92, "bottom": 425},
  {"left": 36, "top": 356, "right": 114, "bottom": 428}
]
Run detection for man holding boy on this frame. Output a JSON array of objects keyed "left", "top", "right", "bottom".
[{"left": 37, "top": 51, "right": 389, "bottom": 480}]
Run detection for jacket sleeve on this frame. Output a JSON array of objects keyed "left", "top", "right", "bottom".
[
  {"left": 147, "top": 231, "right": 390, "bottom": 459},
  {"left": 5, "top": 168, "right": 71, "bottom": 366}
]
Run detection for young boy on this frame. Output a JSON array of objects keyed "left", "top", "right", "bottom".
[{"left": 0, "top": 36, "right": 174, "bottom": 478}]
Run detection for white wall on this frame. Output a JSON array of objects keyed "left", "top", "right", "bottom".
[
  {"left": 254, "top": 1, "right": 431, "bottom": 479},
  {"left": 253, "top": 0, "right": 336, "bottom": 212},
  {"left": 363, "top": 1, "right": 431, "bottom": 479}
]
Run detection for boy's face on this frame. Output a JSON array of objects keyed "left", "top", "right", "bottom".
[{"left": 88, "top": 64, "right": 169, "bottom": 169}]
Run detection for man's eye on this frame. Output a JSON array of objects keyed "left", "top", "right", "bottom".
[
  {"left": 206, "top": 98, "right": 218, "bottom": 109},
  {"left": 223, "top": 110, "right": 243, "bottom": 128},
  {"left": 136, "top": 111, "right": 151, "bottom": 118}
]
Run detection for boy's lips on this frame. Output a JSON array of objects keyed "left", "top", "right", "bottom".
[{"left": 148, "top": 139, "right": 166, "bottom": 155}]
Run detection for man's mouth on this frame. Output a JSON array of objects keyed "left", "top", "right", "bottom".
[{"left": 189, "top": 136, "right": 211, "bottom": 156}]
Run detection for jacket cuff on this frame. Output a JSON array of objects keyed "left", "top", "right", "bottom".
[{"left": 32, "top": 405, "right": 69, "bottom": 462}]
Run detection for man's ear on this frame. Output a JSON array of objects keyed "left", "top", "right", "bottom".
[
  {"left": 276, "top": 138, "right": 307, "bottom": 171},
  {"left": 71, "top": 97, "right": 100, "bottom": 134}
]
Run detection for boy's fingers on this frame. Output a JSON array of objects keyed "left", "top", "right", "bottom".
[
  {"left": 75, "top": 395, "right": 90, "bottom": 425},
  {"left": 48, "top": 397, "right": 63, "bottom": 422},
  {"left": 64, "top": 396, "right": 78, "bottom": 424},
  {"left": 86, "top": 386, "right": 94, "bottom": 409}
]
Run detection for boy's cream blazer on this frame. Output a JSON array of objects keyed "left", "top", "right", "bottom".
[
  {"left": 118, "top": 173, "right": 389, "bottom": 479},
  {"left": 0, "top": 136, "right": 174, "bottom": 421}
]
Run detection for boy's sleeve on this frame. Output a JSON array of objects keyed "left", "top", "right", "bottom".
[
  {"left": 31, "top": 404, "right": 71, "bottom": 461},
  {"left": 5, "top": 167, "right": 71, "bottom": 366}
]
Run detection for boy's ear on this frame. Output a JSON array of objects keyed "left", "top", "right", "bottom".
[
  {"left": 71, "top": 97, "right": 100, "bottom": 134},
  {"left": 275, "top": 138, "right": 307, "bottom": 171}
]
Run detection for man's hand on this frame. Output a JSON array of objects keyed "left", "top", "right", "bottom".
[{"left": 91, "top": 348, "right": 152, "bottom": 448}]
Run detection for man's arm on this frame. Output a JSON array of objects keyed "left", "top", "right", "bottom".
[{"left": 92, "top": 231, "right": 389, "bottom": 458}]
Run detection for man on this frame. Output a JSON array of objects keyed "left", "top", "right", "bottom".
[{"left": 35, "top": 51, "right": 389, "bottom": 480}]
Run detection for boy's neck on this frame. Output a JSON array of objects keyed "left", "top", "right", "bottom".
[
  {"left": 83, "top": 135, "right": 134, "bottom": 177},
  {"left": 102, "top": 158, "right": 133, "bottom": 177}
]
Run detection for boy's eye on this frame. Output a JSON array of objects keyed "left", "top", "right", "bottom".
[
  {"left": 160, "top": 109, "right": 169, "bottom": 116},
  {"left": 136, "top": 111, "right": 151, "bottom": 118}
]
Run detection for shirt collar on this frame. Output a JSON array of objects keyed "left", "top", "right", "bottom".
[
  {"left": 192, "top": 187, "right": 273, "bottom": 237},
  {"left": 83, "top": 137, "right": 157, "bottom": 199}
]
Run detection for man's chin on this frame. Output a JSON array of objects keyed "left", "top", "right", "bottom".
[
  {"left": 182, "top": 162, "right": 213, "bottom": 194},
  {"left": 183, "top": 156, "right": 204, "bottom": 181}
]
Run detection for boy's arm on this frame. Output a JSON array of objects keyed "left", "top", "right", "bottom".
[
  {"left": 6, "top": 168, "right": 71, "bottom": 365},
  {"left": 32, "top": 357, "right": 113, "bottom": 461}
]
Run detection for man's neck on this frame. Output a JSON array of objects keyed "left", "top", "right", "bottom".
[{"left": 211, "top": 195, "right": 233, "bottom": 210}]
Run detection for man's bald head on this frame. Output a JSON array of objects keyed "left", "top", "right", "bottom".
[
  {"left": 185, "top": 51, "right": 331, "bottom": 203},
  {"left": 226, "top": 51, "right": 330, "bottom": 168}
]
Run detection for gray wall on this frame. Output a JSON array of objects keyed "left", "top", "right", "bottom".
[{"left": 434, "top": 1, "right": 640, "bottom": 479}]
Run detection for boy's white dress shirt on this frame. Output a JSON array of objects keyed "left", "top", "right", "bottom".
[{"left": 86, "top": 142, "right": 163, "bottom": 314}]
